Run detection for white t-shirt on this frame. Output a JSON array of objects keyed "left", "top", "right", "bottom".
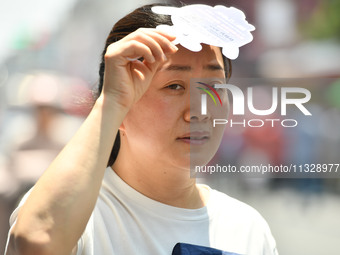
[{"left": 6, "top": 167, "right": 278, "bottom": 255}]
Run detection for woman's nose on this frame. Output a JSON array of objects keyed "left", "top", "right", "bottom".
[{"left": 183, "top": 86, "right": 211, "bottom": 122}]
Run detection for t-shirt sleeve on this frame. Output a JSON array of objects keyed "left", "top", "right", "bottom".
[
  {"left": 4, "top": 188, "right": 34, "bottom": 253},
  {"left": 264, "top": 226, "right": 279, "bottom": 254},
  {"left": 75, "top": 211, "right": 95, "bottom": 255},
  {"left": 255, "top": 212, "right": 279, "bottom": 255}
]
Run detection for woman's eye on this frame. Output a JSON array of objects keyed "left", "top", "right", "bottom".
[{"left": 166, "top": 84, "right": 184, "bottom": 90}]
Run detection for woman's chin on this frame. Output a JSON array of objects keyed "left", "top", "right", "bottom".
[
  {"left": 168, "top": 151, "right": 215, "bottom": 174},
  {"left": 190, "top": 155, "right": 213, "bottom": 169}
]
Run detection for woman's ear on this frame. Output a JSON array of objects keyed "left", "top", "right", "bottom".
[{"left": 118, "top": 122, "right": 126, "bottom": 132}]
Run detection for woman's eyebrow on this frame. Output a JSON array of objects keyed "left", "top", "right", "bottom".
[
  {"left": 204, "top": 64, "right": 224, "bottom": 71},
  {"left": 165, "top": 65, "right": 191, "bottom": 71},
  {"left": 163, "top": 64, "right": 224, "bottom": 72}
]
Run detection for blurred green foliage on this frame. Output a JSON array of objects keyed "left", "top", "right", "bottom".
[{"left": 302, "top": 0, "right": 340, "bottom": 40}]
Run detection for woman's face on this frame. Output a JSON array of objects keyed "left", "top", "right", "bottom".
[{"left": 121, "top": 44, "right": 229, "bottom": 171}]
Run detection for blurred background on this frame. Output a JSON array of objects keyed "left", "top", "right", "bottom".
[{"left": 0, "top": 0, "right": 339, "bottom": 254}]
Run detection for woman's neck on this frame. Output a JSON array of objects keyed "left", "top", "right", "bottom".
[{"left": 112, "top": 153, "right": 209, "bottom": 209}]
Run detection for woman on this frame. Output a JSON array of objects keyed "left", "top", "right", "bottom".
[{"left": 6, "top": 4, "right": 278, "bottom": 255}]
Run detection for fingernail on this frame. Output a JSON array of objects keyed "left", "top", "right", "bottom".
[
  {"left": 170, "top": 43, "right": 178, "bottom": 51},
  {"left": 126, "top": 57, "right": 140, "bottom": 61},
  {"left": 162, "top": 54, "right": 167, "bottom": 61}
]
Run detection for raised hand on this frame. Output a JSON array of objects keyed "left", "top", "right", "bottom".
[{"left": 102, "top": 28, "right": 178, "bottom": 110}]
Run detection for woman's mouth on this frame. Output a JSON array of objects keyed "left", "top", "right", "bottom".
[{"left": 177, "top": 132, "right": 210, "bottom": 145}]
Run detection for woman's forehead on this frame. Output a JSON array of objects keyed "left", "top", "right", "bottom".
[
  {"left": 170, "top": 44, "right": 223, "bottom": 64},
  {"left": 157, "top": 44, "right": 225, "bottom": 74}
]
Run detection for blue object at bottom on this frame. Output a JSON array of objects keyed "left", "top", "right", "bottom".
[{"left": 172, "top": 243, "right": 243, "bottom": 255}]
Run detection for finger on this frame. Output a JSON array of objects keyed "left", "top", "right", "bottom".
[
  {"left": 136, "top": 28, "right": 178, "bottom": 54},
  {"left": 123, "top": 40, "right": 156, "bottom": 63},
  {"left": 129, "top": 60, "right": 153, "bottom": 81},
  {"left": 125, "top": 28, "right": 178, "bottom": 58},
  {"left": 124, "top": 32, "right": 166, "bottom": 62},
  {"left": 149, "top": 28, "right": 177, "bottom": 42},
  {"left": 124, "top": 30, "right": 176, "bottom": 62}
]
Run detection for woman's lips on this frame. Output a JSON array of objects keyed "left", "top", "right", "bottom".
[{"left": 177, "top": 131, "right": 210, "bottom": 145}]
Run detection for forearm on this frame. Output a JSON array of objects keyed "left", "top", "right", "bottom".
[{"left": 8, "top": 95, "right": 127, "bottom": 255}]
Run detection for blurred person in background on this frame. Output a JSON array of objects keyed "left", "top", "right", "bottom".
[
  {"left": 9, "top": 74, "right": 64, "bottom": 191},
  {"left": 0, "top": 73, "right": 65, "bottom": 254},
  {"left": 5, "top": 3, "right": 278, "bottom": 255}
]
